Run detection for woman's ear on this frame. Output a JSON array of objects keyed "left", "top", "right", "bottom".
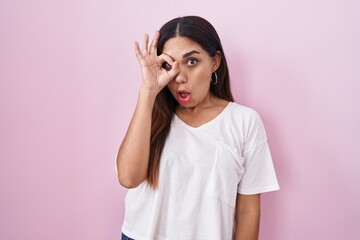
[{"left": 212, "top": 51, "right": 222, "bottom": 72}]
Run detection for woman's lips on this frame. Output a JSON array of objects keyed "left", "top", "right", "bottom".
[{"left": 177, "top": 90, "right": 191, "bottom": 103}]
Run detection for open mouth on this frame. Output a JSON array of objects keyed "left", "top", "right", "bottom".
[
  {"left": 179, "top": 91, "right": 189, "bottom": 98},
  {"left": 177, "top": 90, "right": 191, "bottom": 103}
]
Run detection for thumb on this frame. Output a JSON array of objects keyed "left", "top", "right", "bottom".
[{"left": 167, "top": 61, "right": 180, "bottom": 80}]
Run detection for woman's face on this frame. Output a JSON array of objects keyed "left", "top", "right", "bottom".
[{"left": 162, "top": 36, "right": 220, "bottom": 109}]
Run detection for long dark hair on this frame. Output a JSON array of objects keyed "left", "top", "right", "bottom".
[{"left": 147, "top": 16, "right": 234, "bottom": 188}]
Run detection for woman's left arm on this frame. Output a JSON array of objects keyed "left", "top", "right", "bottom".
[{"left": 234, "top": 193, "right": 261, "bottom": 240}]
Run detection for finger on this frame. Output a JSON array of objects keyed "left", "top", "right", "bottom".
[
  {"left": 159, "top": 61, "right": 179, "bottom": 86},
  {"left": 157, "top": 53, "right": 175, "bottom": 71},
  {"left": 158, "top": 53, "right": 174, "bottom": 66},
  {"left": 134, "top": 41, "right": 142, "bottom": 61},
  {"left": 166, "top": 61, "right": 180, "bottom": 79},
  {"left": 149, "top": 31, "right": 160, "bottom": 55},
  {"left": 142, "top": 34, "right": 149, "bottom": 54}
]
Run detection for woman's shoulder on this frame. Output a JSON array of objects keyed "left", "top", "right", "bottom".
[
  {"left": 226, "top": 102, "right": 266, "bottom": 134},
  {"left": 227, "top": 101, "right": 261, "bottom": 119}
]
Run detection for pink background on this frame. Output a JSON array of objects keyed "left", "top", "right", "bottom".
[{"left": 1, "top": 0, "right": 359, "bottom": 239}]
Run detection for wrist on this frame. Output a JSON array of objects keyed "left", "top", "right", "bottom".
[{"left": 138, "top": 86, "right": 158, "bottom": 102}]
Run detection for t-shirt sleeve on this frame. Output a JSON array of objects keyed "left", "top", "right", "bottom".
[{"left": 237, "top": 110, "right": 280, "bottom": 195}]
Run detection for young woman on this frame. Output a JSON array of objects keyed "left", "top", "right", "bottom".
[{"left": 116, "top": 16, "right": 279, "bottom": 240}]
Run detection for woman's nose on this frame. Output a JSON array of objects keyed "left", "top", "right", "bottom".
[{"left": 174, "top": 71, "right": 187, "bottom": 84}]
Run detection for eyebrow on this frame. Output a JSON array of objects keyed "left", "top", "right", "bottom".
[{"left": 183, "top": 50, "right": 200, "bottom": 58}]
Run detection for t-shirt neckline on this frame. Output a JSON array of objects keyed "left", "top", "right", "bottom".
[{"left": 174, "top": 101, "right": 233, "bottom": 130}]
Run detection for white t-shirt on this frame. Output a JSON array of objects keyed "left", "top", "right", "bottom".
[{"left": 121, "top": 102, "right": 280, "bottom": 240}]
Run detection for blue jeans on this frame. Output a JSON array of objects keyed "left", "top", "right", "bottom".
[{"left": 122, "top": 233, "right": 134, "bottom": 240}]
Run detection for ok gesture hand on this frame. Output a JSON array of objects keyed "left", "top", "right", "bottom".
[{"left": 134, "top": 31, "right": 179, "bottom": 95}]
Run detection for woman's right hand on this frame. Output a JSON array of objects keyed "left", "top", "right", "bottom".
[{"left": 134, "top": 31, "right": 179, "bottom": 95}]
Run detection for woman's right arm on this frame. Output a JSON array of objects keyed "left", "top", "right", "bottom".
[
  {"left": 116, "top": 32, "right": 178, "bottom": 188},
  {"left": 116, "top": 88, "right": 156, "bottom": 188}
]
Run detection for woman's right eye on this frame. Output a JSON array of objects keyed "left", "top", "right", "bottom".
[{"left": 162, "top": 62, "right": 172, "bottom": 71}]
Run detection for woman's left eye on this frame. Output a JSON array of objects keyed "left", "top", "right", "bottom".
[{"left": 187, "top": 58, "right": 197, "bottom": 65}]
